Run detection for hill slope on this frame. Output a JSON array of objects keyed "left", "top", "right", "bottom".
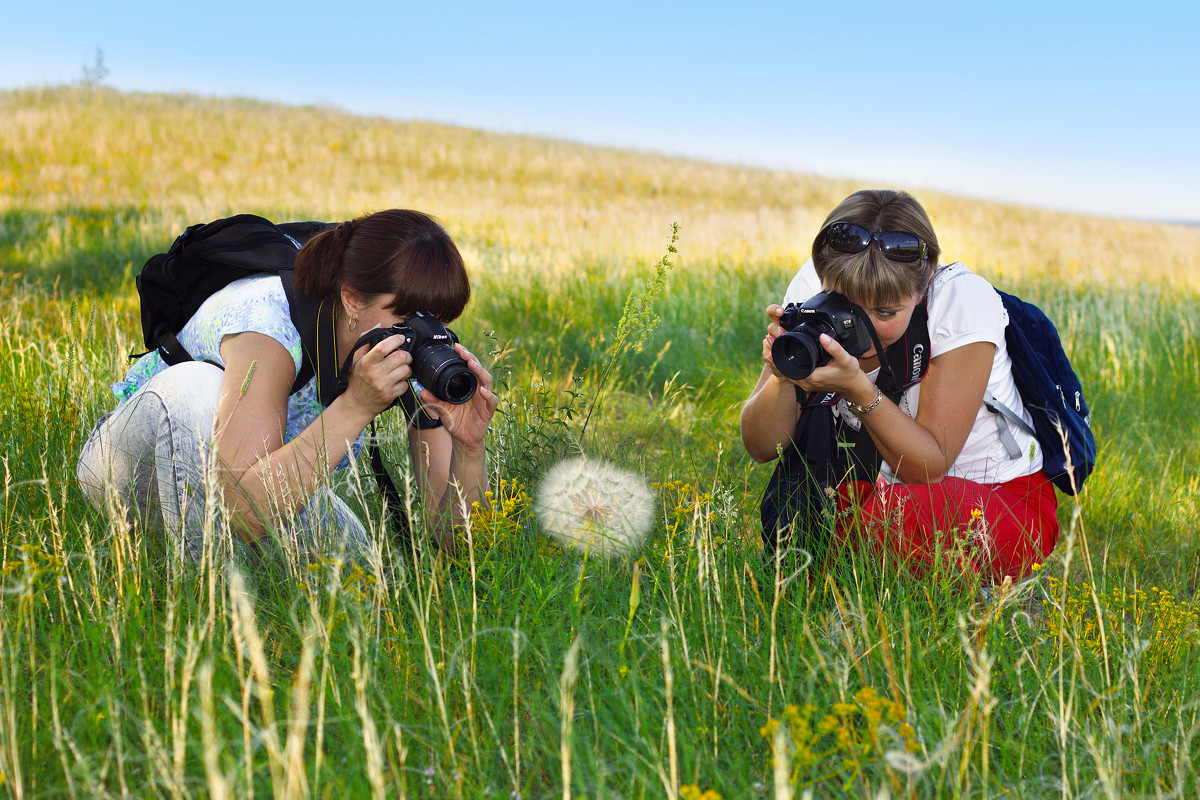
[{"left": 4, "top": 85, "right": 1200, "bottom": 289}]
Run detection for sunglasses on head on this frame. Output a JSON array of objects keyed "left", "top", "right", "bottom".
[{"left": 826, "top": 222, "right": 929, "bottom": 263}]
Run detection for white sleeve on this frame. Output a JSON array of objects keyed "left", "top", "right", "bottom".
[
  {"left": 782, "top": 259, "right": 822, "bottom": 306},
  {"left": 181, "top": 275, "right": 304, "bottom": 374},
  {"left": 926, "top": 267, "right": 1006, "bottom": 358}
]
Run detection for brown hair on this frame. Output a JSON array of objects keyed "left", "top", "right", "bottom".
[
  {"left": 811, "top": 189, "right": 941, "bottom": 307},
  {"left": 294, "top": 209, "right": 469, "bottom": 322}
]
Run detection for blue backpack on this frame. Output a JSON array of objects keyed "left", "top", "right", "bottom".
[{"left": 983, "top": 290, "right": 1097, "bottom": 495}]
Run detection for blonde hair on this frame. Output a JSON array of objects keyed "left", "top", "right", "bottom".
[{"left": 811, "top": 189, "right": 940, "bottom": 307}]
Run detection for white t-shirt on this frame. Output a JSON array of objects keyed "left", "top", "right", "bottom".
[{"left": 782, "top": 259, "right": 1042, "bottom": 485}]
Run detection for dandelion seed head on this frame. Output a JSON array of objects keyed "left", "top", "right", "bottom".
[
  {"left": 884, "top": 747, "right": 926, "bottom": 774},
  {"left": 535, "top": 456, "right": 655, "bottom": 557}
]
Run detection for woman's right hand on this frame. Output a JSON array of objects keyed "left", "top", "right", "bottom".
[
  {"left": 344, "top": 332, "right": 413, "bottom": 417},
  {"left": 760, "top": 304, "right": 794, "bottom": 383},
  {"left": 742, "top": 304, "right": 806, "bottom": 462}
]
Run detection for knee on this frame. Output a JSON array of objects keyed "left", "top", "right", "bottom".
[
  {"left": 75, "top": 455, "right": 104, "bottom": 508},
  {"left": 141, "top": 362, "right": 225, "bottom": 435},
  {"left": 76, "top": 412, "right": 117, "bottom": 508}
]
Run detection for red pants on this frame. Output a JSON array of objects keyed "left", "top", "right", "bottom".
[{"left": 836, "top": 471, "right": 1058, "bottom": 581}]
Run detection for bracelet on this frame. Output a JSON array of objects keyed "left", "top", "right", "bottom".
[{"left": 847, "top": 387, "right": 884, "bottom": 415}]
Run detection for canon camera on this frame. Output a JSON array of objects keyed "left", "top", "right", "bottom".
[
  {"left": 770, "top": 290, "right": 874, "bottom": 381},
  {"left": 350, "top": 311, "right": 478, "bottom": 405}
]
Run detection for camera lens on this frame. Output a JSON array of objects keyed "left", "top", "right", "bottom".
[
  {"left": 441, "top": 370, "right": 479, "bottom": 404},
  {"left": 412, "top": 343, "right": 478, "bottom": 404},
  {"left": 771, "top": 327, "right": 829, "bottom": 381}
]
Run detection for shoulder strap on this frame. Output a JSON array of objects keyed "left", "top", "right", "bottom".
[
  {"left": 983, "top": 390, "right": 1036, "bottom": 459},
  {"left": 278, "top": 269, "right": 343, "bottom": 400},
  {"left": 929, "top": 268, "right": 1040, "bottom": 462}
]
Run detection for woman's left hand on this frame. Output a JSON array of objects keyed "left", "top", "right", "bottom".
[
  {"left": 417, "top": 344, "right": 499, "bottom": 450},
  {"left": 796, "top": 334, "right": 877, "bottom": 401}
]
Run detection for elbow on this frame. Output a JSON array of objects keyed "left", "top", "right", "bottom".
[
  {"left": 739, "top": 395, "right": 796, "bottom": 465},
  {"left": 744, "top": 441, "right": 781, "bottom": 464},
  {"left": 739, "top": 414, "right": 777, "bottom": 464},
  {"left": 230, "top": 517, "right": 268, "bottom": 543},
  {"left": 225, "top": 498, "right": 271, "bottom": 543},
  {"left": 219, "top": 493, "right": 270, "bottom": 543},
  {"left": 893, "top": 460, "right": 948, "bottom": 485},
  {"left": 740, "top": 426, "right": 782, "bottom": 464},
  {"left": 215, "top": 474, "right": 273, "bottom": 542}
]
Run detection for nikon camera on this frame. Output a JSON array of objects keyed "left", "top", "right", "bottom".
[
  {"left": 349, "top": 311, "right": 478, "bottom": 405},
  {"left": 770, "top": 290, "right": 874, "bottom": 381}
]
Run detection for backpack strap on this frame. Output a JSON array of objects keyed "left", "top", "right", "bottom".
[
  {"left": 983, "top": 390, "right": 1036, "bottom": 459},
  {"left": 934, "top": 266, "right": 1041, "bottom": 464},
  {"left": 154, "top": 329, "right": 193, "bottom": 366},
  {"left": 279, "top": 269, "right": 343, "bottom": 400}
]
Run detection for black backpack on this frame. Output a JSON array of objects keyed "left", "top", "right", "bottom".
[
  {"left": 135, "top": 213, "right": 336, "bottom": 395},
  {"left": 134, "top": 213, "right": 419, "bottom": 548},
  {"left": 984, "top": 290, "right": 1097, "bottom": 495}
]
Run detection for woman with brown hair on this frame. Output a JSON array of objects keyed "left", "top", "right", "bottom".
[
  {"left": 77, "top": 209, "right": 498, "bottom": 565},
  {"left": 741, "top": 190, "right": 1058, "bottom": 580}
]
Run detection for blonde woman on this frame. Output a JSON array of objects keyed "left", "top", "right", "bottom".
[{"left": 741, "top": 190, "right": 1057, "bottom": 580}]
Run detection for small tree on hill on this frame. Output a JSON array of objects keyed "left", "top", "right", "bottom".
[{"left": 80, "top": 48, "right": 109, "bottom": 87}]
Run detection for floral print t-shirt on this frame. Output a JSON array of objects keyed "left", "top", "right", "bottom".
[{"left": 115, "top": 275, "right": 360, "bottom": 457}]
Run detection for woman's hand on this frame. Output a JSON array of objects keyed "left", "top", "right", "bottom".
[
  {"left": 760, "top": 304, "right": 793, "bottom": 382},
  {"left": 344, "top": 332, "right": 413, "bottom": 417},
  {"left": 742, "top": 305, "right": 809, "bottom": 462},
  {"left": 417, "top": 344, "right": 499, "bottom": 450},
  {"left": 794, "top": 333, "right": 877, "bottom": 406},
  {"left": 761, "top": 305, "right": 873, "bottom": 399}
]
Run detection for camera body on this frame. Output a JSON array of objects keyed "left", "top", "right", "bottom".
[
  {"left": 771, "top": 290, "right": 874, "bottom": 380},
  {"left": 351, "top": 311, "right": 478, "bottom": 405}
]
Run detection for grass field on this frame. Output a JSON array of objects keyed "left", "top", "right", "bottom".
[{"left": 2, "top": 85, "right": 1200, "bottom": 799}]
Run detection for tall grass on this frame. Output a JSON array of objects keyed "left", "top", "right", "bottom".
[{"left": 1, "top": 86, "right": 1198, "bottom": 798}]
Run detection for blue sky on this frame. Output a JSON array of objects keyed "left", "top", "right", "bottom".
[{"left": 3, "top": 0, "right": 1197, "bottom": 222}]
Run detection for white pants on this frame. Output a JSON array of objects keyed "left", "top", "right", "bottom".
[{"left": 76, "top": 361, "right": 370, "bottom": 566}]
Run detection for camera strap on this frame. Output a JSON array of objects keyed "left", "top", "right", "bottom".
[
  {"left": 873, "top": 298, "right": 930, "bottom": 400},
  {"left": 283, "top": 271, "right": 439, "bottom": 553},
  {"left": 369, "top": 421, "right": 415, "bottom": 556},
  {"left": 838, "top": 297, "right": 930, "bottom": 467}
]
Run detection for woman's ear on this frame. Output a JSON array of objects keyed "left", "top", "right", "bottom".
[{"left": 339, "top": 285, "right": 362, "bottom": 316}]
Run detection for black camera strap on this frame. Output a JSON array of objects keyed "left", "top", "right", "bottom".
[
  {"left": 836, "top": 297, "right": 930, "bottom": 471},
  {"left": 369, "top": 421, "right": 415, "bottom": 555},
  {"left": 760, "top": 299, "right": 930, "bottom": 559},
  {"left": 874, "top": 298, "right": 930, "bottom": 399}
]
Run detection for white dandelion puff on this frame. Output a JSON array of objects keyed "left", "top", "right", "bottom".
[
  {"left": 884, "top": 748, "right": 926, "bottom": 774},
  {"left": 535, "top": 456, "right": 655, "bottom": 557}
]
